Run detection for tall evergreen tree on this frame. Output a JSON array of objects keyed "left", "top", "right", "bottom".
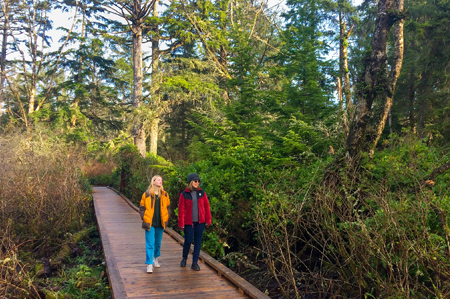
[
  {"left": 346, "top": 0, "right": 405, "bottom": 157},
  {"left": 280, "top": 0, "right": 336, "bottom": 120},
  {"left": 99, "top": 0, "right": 157, "bottom": 156},
  {"left": 392, "top": 0, "right": 450, "bottom": 143}
]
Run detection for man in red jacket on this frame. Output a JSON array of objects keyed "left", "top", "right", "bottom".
[{"left": 178, "top": 173, "right": 212, "bottom": 271}]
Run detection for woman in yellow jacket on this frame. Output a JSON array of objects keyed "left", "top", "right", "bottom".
[{"left": 139, "top": 175, "right": 170, "bottom": 273}]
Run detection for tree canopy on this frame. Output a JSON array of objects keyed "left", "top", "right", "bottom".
[{"left": 2, "top": 0, "right": 450, "bottom": 297}]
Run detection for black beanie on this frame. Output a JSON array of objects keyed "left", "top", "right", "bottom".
[{"left": 187, "top": 173, "right": 201, "bottom": 184}]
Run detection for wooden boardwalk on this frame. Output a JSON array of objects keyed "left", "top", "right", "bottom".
[{"left": 93, "top": 187, "right": 269, "bottom": 299}]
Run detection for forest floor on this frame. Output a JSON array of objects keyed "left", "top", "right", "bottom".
[{"left": 31, "top": 202, "right": 111, "bottom": 299}]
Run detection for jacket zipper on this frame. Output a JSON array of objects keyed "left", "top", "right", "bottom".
[{"left": 160, "top": 195, "right": 164, "bottom": 227}]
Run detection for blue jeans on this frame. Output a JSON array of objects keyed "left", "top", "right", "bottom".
[
  {"left": 145, "top": 226, "right": 164, "bottom": 264},
  {"left": 182, "top": 222, "right": 205, "bottom": 264}
]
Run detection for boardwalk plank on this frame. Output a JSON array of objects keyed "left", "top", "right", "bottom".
[{"left": 93, "top": 187, "right": 263, "bottom": 299}]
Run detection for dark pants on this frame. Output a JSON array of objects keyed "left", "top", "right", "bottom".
[{"left": 182, "top": 222, "right": 205, "bottom": 264}]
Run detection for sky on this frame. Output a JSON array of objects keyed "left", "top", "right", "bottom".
[{"left": 47, "top": 0, "right": 288, "bottom": 52}]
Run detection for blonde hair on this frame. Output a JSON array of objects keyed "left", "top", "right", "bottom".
[
  {"left": 148, "top": 175, "right": 163, "bottom": 196},
  {"left": 186, "top": 181, "right": 198, "bottom": 192}
]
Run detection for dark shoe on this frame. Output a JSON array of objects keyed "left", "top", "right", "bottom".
[
  {"left": 191, "top": 263, "right": 200, "bottom": 271},
  {"left": 180, "top": 258, "right": 187, "bottom": 267}
]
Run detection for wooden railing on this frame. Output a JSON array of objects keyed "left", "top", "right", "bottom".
[{"left": 106, "top": 186, "right": 270, "bottom": 299}]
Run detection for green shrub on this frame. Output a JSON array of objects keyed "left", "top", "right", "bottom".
[
  {"left": 112, "top": 144, "right": 174, "bottom": 206},
  {"left": 254, "top": 134, "right": 450, "bottom": 298},
  {"left": 165, "top": 141, "right": 324, "bottom": 258}
]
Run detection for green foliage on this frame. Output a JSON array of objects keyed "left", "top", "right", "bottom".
[
  {"left": 2, "top": 0, "right": 450, "bottom": 297},
  {"left": 202, "top": 231, "right": 226, "bottom": 257},
  {"left": 165, "top": 135, "right": 330, "bottom": 257},
  {"left": 112, "top": 144, "right": 174, "bottom": 206},
  {"left": 365, "top": 132, "right": 449, "bottom": 190},
  {"left": 88, "top": 173, "right": 115, "bottom": 186},
  {"left": 253, "top": 134, "right": 450, "bottom": 297},
  {"left": 41, "top": 227, "right": 110, "bottom": 299},
  {"left": 279, "top": 0, "right": 337, "bottom": 119},
  {"left": 388, "top": 0, "right": 450, "bottom": 144}
]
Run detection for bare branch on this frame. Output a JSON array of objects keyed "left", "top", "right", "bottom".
[
  {"left": 4, "top": 74, "right": 28, "bottom": 126},
  {"left": 1, "top": 2, "right": 31, "bottom": 97},
  {"left": 37, "top": 0, "right": 79, "bottom": 111},
  {"left": 141, "top": 0, "right": 157, "bottom": 17},
  {"left": 249, "top": 2, "right": 265, "bottom": 40},
  {"left": 346, "top": 24, "right": 354, "bottom": 38}
]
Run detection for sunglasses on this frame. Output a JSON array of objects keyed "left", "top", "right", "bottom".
[{"left": 192, "top": 180, "right": 200, "bottom": 183}]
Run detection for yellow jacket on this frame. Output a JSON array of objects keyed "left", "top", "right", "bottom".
[{"left": 139, "top": 188, "right": 170, "bottom": 229}]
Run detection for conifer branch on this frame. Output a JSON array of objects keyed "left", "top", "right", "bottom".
[{"left": 180, "top": 0, "right": 231, "bottom": 79}]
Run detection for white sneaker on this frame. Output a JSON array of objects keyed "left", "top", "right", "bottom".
[
  {"left": 146, "top": 264, "right": 153, "bottom": 273},
  {"left": 153, "top": 258, "right": 160, "bottom": 268}
]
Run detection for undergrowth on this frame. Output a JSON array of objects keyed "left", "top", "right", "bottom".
[
  {"left": 87, "top": 132, "right": 450, "bottom": 298},
  {"left": 0, "top": 129, "right": 110, "bottom": 298}
]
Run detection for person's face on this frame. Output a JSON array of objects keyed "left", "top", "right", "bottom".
[
  {"left": 153, "top": 177, "right": 163, "bottom": 187},
  {"left": 192, "top": 179, "right": 200, "bottom": 189}
]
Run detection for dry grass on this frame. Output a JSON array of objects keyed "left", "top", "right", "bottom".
[
  {"left": 0, "top": 131, "right": 92, "bottom": 298},
  {"left": 83, "top": 159, "right": 116, "bottom": 179},
  {"left": 0, "top": 132, "right": 90, "bottom": 238}
]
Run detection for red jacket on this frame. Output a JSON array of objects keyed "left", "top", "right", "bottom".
[{"left": 178, "top": 188, "right": 212, "bottom": 228}]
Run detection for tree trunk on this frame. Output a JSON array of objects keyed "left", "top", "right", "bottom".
[
  {"left": 28, "top": 86, "right": 36, "bottom": 114},
  {"left": 337, "top": 77, "right": 343, "bottom": 112},
  {"left": 150, "top": 118, "right": 158, "bottom": 155},
  {"left": 418, "top": 90, "right": 427, "bottom": 138},
  {"left": 346, "top": 0, "right": 404, "bottom": 158},
  {"left": 408, "top": 72, "right": 415, "bottom": 132},
  {"left": 337, "top": 77, "right": 348, "bottom": 132},
  {"left": 367, "top": 0, "right": 404, "bottom": 157},
  {"left": 388, "top": 108, "right": 393, "bottom": 135},
  {"left": 149, "top": 0, "right": 160, "bottom": 155},
  {"left": 0, "top": 18, "right": 7, "bottom": 123},
  {"left": 339, "top": 12, "right": 352, "bottom": 112},
  {"left": 181, "top": 101, "right": 186, "bottom": 160},
  {"left": 72, "top": 0, "right": 86, "bottom": 128},
  {"left": 28, "top": 3, "right": 38, "bottom": 115},
  {"left": 132, "top": 18, "right": 146, "bottom": 157},
  {"left": 218, "top": 0, "right": 228, "bottom": 69}
]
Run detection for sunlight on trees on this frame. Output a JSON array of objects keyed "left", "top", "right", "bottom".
[{"left": 1, "top": 0, "right": 450, "bottom": 297}]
